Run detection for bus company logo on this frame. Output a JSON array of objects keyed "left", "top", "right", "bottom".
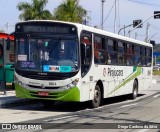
[
  {"left": 49, "top": 66, "right": 60, "bottom": 72},
  {"left": 41, "top": 84, "right": 45, "bottom": 89},
  {"left": 103, "top": 68, "right": 106, "bottom": 77},
  {"left": 38, "top": 72, "right": 47, "bottom": 75},
  {"left": 108, "top": 68, "right": 123, "bottom": 77}
]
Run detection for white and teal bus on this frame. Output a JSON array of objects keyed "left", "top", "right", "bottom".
[{"left": 14, "top": 20, "right": 152, "bottom": 108}]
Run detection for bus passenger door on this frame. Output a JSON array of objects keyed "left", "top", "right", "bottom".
[{"left": 80, "top": 32, "right": 92, "bottom": 101}]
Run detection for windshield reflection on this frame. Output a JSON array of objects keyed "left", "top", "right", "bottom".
[{"left": 16, "top": 37, "right": 79, "bottom": 73}]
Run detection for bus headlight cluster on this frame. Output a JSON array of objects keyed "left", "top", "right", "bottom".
[
  {"left": 15, "top": 80, "right": 27, "bottom": 88},
  {"left": 60, "top": 78, "right": 79, "bottom": 90}
]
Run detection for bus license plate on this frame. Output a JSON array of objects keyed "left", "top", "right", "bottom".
[{"left": 38, "top": 92, "right": 49, "bottom": 96}]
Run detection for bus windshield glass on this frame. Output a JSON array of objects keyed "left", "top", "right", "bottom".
[{"left": 15, "top": 36, "right": 79, "bottom": 73}]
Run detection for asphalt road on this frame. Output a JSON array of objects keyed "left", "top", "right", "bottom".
[{"left": 1, "top": 76, "right": 160, "bottom": 131}]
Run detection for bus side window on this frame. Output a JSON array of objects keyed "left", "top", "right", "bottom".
[
  {"left": 107, "top": 39, "right": 118, "bottom": 65},
  {"left": 80, "top": 32, "right": 92, "bottom": 77},
  {"left": 118, "top": 41, "right": 124, "bottom": 65},
  {"left": 94, "top": 36, "right": 106, "bottom": 64},
  {"left": 141, "top": 47, "right": 146, "bottom": 66},
  {"left": 134, "top": 45, "right": 141, "bottom": 66},
  {"left": 107, "top": 39, "right": 113, "bottom": 64},
  {"left": 125, "top": 43, "right": 134, "bottom": 65},
  {"left": 146, "top": 48, "right": 152, "bottom": 66}
]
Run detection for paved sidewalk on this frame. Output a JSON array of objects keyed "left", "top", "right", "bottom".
[{"left": 0, "top": 76, "right": 159, "bottom": 108}]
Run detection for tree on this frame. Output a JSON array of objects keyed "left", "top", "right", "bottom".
[
  {"left": 17, "top": 0, "right": 52, "bottom": 20},
  {"left": 53, "top": 0, "right": 87, "bottom": 23},
  {"left": 0, "top": 30, "right": 5, "bottom": 33}
]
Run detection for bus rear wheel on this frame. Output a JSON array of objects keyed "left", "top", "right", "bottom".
[
  {"left": 91, "top": 85, "right": 102, "bottom": 108},
  {"left": 130, "top": 80, "right": 138, "bottom": 99}
]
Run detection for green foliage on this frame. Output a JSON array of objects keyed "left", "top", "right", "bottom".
[
  {"left": 17, "top": 0, "right": 52, "bottom": 20},
  {"left": 53, "top": 0, "right": 87, "bottom": 23},
  {"left": 0, "top": 30, "right": 5, "bottom": 33},
  {"left": 153, "top": 70, "right": 160, "bottom": 76}
]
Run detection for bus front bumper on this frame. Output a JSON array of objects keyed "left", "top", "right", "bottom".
[{"left": 15, "top": 83, "right": 80, "bottom": 102}]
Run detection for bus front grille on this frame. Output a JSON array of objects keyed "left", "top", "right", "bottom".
[{"left": 28, "top": 85, "right": 59, "bottom": 90}]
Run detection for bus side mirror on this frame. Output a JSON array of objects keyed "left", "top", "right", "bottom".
[{"left": 7, "top": 37, "right": 10, "bottom": 50}]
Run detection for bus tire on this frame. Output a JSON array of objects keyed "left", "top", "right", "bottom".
[
  {"left": 91, "top": 85, "right": 102, "bottom": 108},
  {"left": 130, "top": 80, "right": 138, "bottom": 100}
]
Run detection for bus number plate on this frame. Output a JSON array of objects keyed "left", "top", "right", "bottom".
[{"left": 38, "top": 92, "right": 49, "bottom": 96}]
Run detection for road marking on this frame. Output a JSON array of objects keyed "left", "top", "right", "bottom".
[
  {"left": 121, "top": 103, "right": 137, "bottom": 108},
  {"left": 153, "top": 94, "right": 160, "bottom": 98},
  {"left": 156, "top": 81, "right": 160, "bottom": 83},
  {"left": 44, "top": 115, "right": 78, "bottom": 122}
]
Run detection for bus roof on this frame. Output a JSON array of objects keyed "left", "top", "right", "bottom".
[{"left": 16, "top": 20, "right": 152, "bottom": 48}]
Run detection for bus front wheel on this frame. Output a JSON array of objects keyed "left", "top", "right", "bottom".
[{"left": 91, "top": 85, "right": 102, "bottom": 108}]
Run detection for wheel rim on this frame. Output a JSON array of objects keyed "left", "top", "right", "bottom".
[
  {"left": 133, "top": 88, "right": 137, "bottom": 98},
  {"left": 133, "top": 81, "right": 138, "bottom": 98},
  {"left": 94, "top": 89, "right": 100, "bottom": 104}
]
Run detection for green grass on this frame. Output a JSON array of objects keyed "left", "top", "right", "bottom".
[{"left": 153, "top": 70, "right": 160, "bottom": 76}]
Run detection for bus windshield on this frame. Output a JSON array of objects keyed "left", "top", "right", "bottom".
[{"left": 15, "top": 36, "right": 79, "bottom": 73}]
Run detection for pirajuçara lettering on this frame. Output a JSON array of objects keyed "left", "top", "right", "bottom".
[{"left": 108, "top": 68, "right": 123, "bottom": 76}]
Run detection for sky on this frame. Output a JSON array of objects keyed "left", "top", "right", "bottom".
[{"left": 1, "top": 0, "right": 160, "bottom": 43}]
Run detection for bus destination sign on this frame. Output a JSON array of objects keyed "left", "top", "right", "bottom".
[{"left": 16, "top": 23, "right": 77, "bottom": 34}]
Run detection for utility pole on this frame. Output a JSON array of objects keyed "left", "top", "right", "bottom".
[
  {"left": 101, "top": 0, "right": 106, "bottom": 30},
  {"left": 114, "top": 0, "right": 117, "bottom": 33},
  {"left": 145, "top": 22, "right": 150, "bottom": 42},
  {"left": 128, "top": 30, "right": 131, "bottom": 38},
  {"left": 135, "top": 32, "right": 137, "bottom": 39},
  {"left": 124, "top": 25, "right": 125, "bottom": 36},
  {"left": 6, "top": 23, "right": 9, "bottom": 33}
]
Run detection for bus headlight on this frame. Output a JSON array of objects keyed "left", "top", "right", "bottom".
[
  {"left": 15, "top": 79, "right": 27, "bottom": 88},
  {"left": 18, "top": 81, "right": 22, "bottom": 86},
  {"left": 60, "top": 78, "right": 79, "bottom": 90}
]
